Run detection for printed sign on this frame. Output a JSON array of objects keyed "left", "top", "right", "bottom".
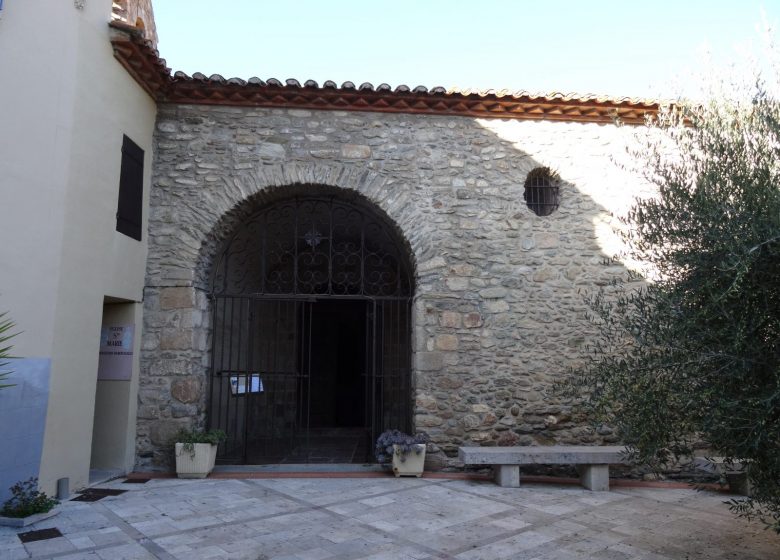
[
  {"left": 97, "top": 324, "right": 134, "bottom": 380},
  {"left": 229, "top": 373, "right": 264, "bottom": 395}
]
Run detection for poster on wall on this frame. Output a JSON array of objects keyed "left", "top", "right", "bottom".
[{"left": 97, "top": 324, "right": 134, "bottom": 381}]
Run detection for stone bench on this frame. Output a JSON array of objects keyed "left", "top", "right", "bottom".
[{"left": 458, "top": 445, "right": 630, "bottom": 491}]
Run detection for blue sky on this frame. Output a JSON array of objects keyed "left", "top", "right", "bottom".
[{"left": 153, "top": 1, "right": 779, "bottom": 100}]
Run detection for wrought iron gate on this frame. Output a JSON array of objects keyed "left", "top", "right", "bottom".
[{"left": 208, "top": 196, "right": 413, "bottom": 464}]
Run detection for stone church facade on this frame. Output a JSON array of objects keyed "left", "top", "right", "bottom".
[{"left": 135, "top": 96, "right": 653, "bottom": 468}]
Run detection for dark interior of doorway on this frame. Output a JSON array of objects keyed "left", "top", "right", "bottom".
[
  {"left": 244, "top": 299, "right": 370, "bottom": 464},
  {"left": 309, "top": 300, "right": 366, "bottom": 428}
]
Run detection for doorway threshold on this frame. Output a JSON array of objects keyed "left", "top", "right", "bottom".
[
  {"left": 88, "top": 468, "right": 124, "bottom": 486},
  {"left": 213, "top": 463, "right": 385, "bottom": 474}
]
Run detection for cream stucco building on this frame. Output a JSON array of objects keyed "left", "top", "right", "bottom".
[{"left": 0, "top": 0, "right": 156, "bottom": 499}]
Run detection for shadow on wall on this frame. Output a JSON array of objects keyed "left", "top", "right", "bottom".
[{"left": 136, "top": 105, "right": 649, "bottom": 469}]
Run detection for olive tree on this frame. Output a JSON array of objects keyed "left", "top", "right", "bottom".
[{"left": 572, "top": 75, "right": 780, "bottom": 531}]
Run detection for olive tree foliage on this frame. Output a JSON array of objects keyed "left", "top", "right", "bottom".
[{"left": 570, "top": 71, "right": 780, "bottom": 530}]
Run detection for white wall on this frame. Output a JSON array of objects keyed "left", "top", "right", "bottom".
[
  {"left": 0, "top": 1, "right": 73, "bottom": 357},
  {"left": 0, "top": 0, "right": 156, "bottom": 495}
]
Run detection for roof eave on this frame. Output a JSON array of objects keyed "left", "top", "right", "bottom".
[
  {"left": 110, "top": 23, "right": 171, "bottom": 101},
  {"left": 109, "top": 24, "right": 660, "bottom": 125}
]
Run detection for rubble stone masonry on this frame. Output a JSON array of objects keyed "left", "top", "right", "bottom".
[{"left": 137, "top": 104, "right": 650, "bottom": 470}]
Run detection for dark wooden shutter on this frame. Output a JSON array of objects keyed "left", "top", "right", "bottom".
[{"left": 116, "top": 135, "right": 144, "bottom": 241}]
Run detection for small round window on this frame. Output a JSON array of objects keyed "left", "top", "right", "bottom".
[{"left": 524, "top": 168, "right": 559, "bottom": 216}]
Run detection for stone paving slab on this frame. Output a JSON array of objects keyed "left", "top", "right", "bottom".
[{"left": 0, "top": 477, "right": 778, "bottom": 559}]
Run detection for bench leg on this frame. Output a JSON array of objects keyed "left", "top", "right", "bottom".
[
  {"left": 578, "top": 464, "right": 610, "bottom": 491},
  {"left": 494, "top": 465, "right": 520, "bottom": 487},
  {"left": 726, "top": 472, "right": 753, "bottom": 496}
]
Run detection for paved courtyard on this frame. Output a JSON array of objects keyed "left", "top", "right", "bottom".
[{"left": 2, "top": 476, "right": 778, "bottom": 560}]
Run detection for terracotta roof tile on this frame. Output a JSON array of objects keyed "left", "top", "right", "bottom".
[{"left": 109, "top": 23, "right": 661, "bottom": 125}]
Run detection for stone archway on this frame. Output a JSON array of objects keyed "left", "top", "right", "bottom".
[
  {"left": 207, "top": 189, "right": 415, "bottom": 463},
  {"left": 137, "top": 163, "right": 429, "bottom": 468}
]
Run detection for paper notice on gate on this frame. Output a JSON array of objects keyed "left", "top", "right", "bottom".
[
  {"left": 252, "top": 375, "right": 264, "bottom": 393},
  {"left": 229, "top": 373, "right": 264, "bottom": 395}
]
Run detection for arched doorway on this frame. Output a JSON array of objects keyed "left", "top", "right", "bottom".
[{"left": 208, "top": 193, "right": 414, "bottom": 464}]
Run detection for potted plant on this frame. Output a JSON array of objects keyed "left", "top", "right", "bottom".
[
  {"left": 375, "top": 429, "right": 429, "bottom": 478},
  {"left": 173, "top": 428, "right": 226, "bottom": 478},
  {"left": 0, "top": 477, "right": 59, "bottom": 527}
]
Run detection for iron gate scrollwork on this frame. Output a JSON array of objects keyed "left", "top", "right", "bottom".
[{"left": 208, "top": 196, "right": 413, "bottom": 464}]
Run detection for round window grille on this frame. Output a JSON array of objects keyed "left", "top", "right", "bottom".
[{"left": 524, "top": 168, "right": 559, "bottom": 216}]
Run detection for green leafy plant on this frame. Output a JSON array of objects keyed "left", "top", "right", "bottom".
[
  {"left": 567, "top": 70, "right": 780, "bottom": 531},
  {"left": 1, "top": 478, "right": 58, "bottom": 518},
  {"left": 375, "top": 430, "right": 428, "bottom": 463},
  {"left": 0, "top": 311, "right": 18, "bottom": 390},
  {"left": 174, "top": 428, "right": 226, "bottom": 458}
]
